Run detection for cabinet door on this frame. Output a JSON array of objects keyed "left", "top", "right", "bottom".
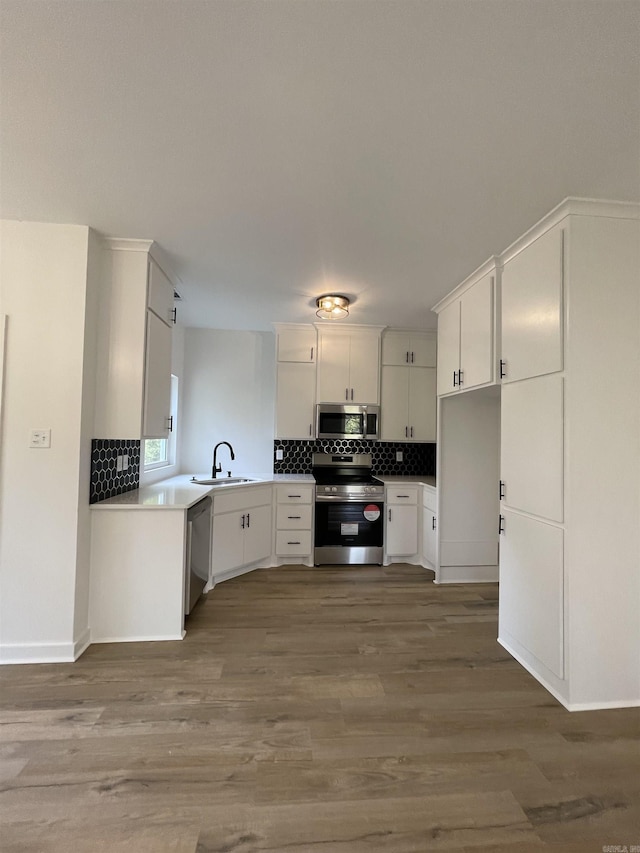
[
  {"left": 460, "top": 272, "right": 494, "bottom": 389},
  {"left": 147, "top": 259, "right": 175, "bottom": 326},
  {"left": 386, "top": 504, "right": 418, "bottom": 556},
  {"left": 212, "top": 511, "right": 245, "bottom": 574},
  {"left": 277, "top": 327, "right": 316, "bottom": 362},
  {"left": 410, "top": 334, "right": 437, "bottom": 368},
  {"left": 143, "top": 310, "right": 172, "bottom": 438},
  {"left": 382, "top": 331, "right": 411, "bottom": 366},
  {"left": 244, "top": 503, "right": 272, "bottom": 564},
  {"left": 501, "top": 227, "right": 563, "bottom": 383},
  {"left": 380, "top": 365, "right": 409, "bottom": 441},
  {"left": 408, "top": 368, "right": 436, "bottom": 441},
  {"left": 317, "top": 334, "right": 351, "bottom": 402},
  {"left": 501, "top": 374, "right": 563, "bottom": 522},
  {"left": 422, "top": 509, "right": 437, "bottom": 567},
  {"left": 276, "top": 362, "right": 316, "bottom": 439},
  {"left": 499, "top": 510, "right": 564, "bottom": 678},
  {"left": 349, "top": 334, "right": 380, "bottom": 403},
  {"left": 436, "top": 301, "right": 460, "bottom": 395}
]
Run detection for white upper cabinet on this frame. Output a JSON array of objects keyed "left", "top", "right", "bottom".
[
  {"left": 382, "top": 330, "right": 437, "bottom": 367},
  {"left": 501, "top": 226, "right": 563, "bottom": 383},
  {"left": 147, "top": 258, "right": 175, "bottom": 327},
  {"left": 315, "top": 325, "right": 384, "bottom": 404},
  {"left": 276, "top": 324, "right": 317, "bottom": 363},
  {"left": 275, "top": 362, "right": 316, "bottom": 439},
  {"left": 381, "top": 329, "right": 437, "bottom": 441},
  {"left": 95, "top": 240, "right": 177, "bottom": 439},
  {"left": 381, "top": 365, "right": 436, "bottom": 441},
  {"left": 433, "top": 261, "right": 498, "bottom": 396}
]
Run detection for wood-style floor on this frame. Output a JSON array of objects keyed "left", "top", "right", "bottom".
[{"left": 1, "top": 565, "right": 638, "bottom": 852}]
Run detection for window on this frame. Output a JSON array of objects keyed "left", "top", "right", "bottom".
[{"left": 144, "top": 375, "right": 178, "bottom": 470}]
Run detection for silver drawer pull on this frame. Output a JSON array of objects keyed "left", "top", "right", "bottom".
[
  {"left": 288, "top": 541, "right": 301, "bottom": 545},
  {"left": 396, "top": 495, "right": 410, "bottom": 498},
  {"left": 288, "top": 515, "right": 301, "bottom": 519},
  {"left": 288, "top": 494, "right": 301, "bottom": 498}
]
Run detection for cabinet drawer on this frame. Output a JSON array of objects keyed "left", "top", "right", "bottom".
[
  {"left": 213, "top": 485, "right": 272, "bottom": 515},
  {"left": 422, "top": 486, "right": 437, "bottom": 511},
  {"left": 275, "top": 484, "right": 314, "bottom": 504},
  {"left": 276, "top": 504, "right": 312, "bottom": 529},
  {"left": 386, "top": 486, "right": 419, "bottom": 504},
  {"left": 276, "top": 530, "right": 312, "bottom": 555}
]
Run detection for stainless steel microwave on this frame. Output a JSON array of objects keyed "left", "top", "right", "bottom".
[{"left": 316, "top": 404, "right": 380, "bottom": 440}]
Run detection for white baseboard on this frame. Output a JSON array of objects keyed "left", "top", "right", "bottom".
[
  {"left": 91, "top": 631, "right": 185, "bottom": 644},
  {"left": 435, "top": 565, "right": 499, "bottom": 583},
  {"left": 73, "top": 627, "right": 91, "bottom": 660},
  {"left": 499, "top": 636, "right": 640, "bottom": 712},
  {"left": 1, "top": 640, "right": 79, "bottom": 664}
]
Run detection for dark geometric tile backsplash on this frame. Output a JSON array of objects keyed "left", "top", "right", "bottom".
[
  {"left": 90, "top": 439, "right": 141, "bottom": 504},
  {"left": 274, "top": 439, "right": 435, "bottom": 477}
]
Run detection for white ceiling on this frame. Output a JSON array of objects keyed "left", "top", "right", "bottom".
[{"left": 2, "top": 0, "right": 639, "bottom": 331}]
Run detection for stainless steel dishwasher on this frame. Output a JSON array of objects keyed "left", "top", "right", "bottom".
[{"left": 185, "top": 495, "right": 212, "bottom": 615}]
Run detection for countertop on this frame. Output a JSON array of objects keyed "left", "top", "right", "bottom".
[
  {"left": 91, "top": 473, "right": 315, "bottom": 510},
  {"left": 377, "top": 475, "right": 436, "bottom": 489},
  {"left": 92, "top": 472, "right": 435, "bottom": 510}
]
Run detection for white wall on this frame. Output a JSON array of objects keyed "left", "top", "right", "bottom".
[
  {"left": 0, "top": 221, "right": 98, "bottom": 662},
  {"left": 180, "top": 329, "right": 276, "bottom": 476}
]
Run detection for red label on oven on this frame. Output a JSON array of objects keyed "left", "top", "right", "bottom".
[{"left": 363, "top": 504, "right": 381, "bottom": 522}]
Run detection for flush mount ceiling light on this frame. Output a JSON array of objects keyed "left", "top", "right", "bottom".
[{"left": 315, "top": 294, "right": 350, "bottom": 320}]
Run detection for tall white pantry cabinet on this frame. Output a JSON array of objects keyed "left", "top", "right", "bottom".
[{"left": 497, "top": 199, "right": 639, "bottom": 711}]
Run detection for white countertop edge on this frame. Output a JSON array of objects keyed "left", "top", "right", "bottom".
[
  {"left": 91, "top": 473, "right": 316, "bottom": 510},
  {"left": 92, "top": 472, "right": 436, "bottom": 510}
]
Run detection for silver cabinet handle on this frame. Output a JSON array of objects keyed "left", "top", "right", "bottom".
[
  {"left": 406, "top": 351, "right": 409, "bottom": 363},
  {"left": 246, "top": 512, "right": 250, "bottom": 528},
  {"left": 288, "top": 541, "right": 301, "bottom": 545},
  {"left": 309, "top": 423, "right": 312, "bottom": 436},
  {"left": 396, "top": 495, "right": 410, "bottom": 498},
  {"left": 310, "top": 346, "right": 314, "bottom": 361},
  {"left": 350, "top": 388, "right": 354, "bottom": 400},
  {"left": 288, "top": 515, "right": 301, "bottom": 520},
  {"left": 388, "top": 509, "right": 392, "bottom": 521},
  {"left": 499, "top": 515, "right": 505, "bottom": 535},
  {"left": 432, "top": 516, "right": 436, "bottom": 530},
  {"left": 241, "top": 514, "right": 246, "bottom": 529},
  {"left": 345, "top": 388, "right": 349, "bottom": 400},
  {"left": 410, "top": 426, "right": 414, "bottom": 438},
  {"left": 500, "top": 359, "right": 507, "bottom": 379},
  {"left": 411, "top": 351, "right": 415, "bottom": 363},
  {"left": 405, "top": 426, "right": 408, "bottom": 438}
]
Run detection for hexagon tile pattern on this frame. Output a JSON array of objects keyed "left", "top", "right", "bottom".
[
  {"left": 273, "top": 439, "right": 435, "bottom": 477},
  {"left": 90, "top": 439, "right": 141, "bottom": 504}
]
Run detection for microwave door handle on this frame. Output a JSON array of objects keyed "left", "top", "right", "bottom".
[{"left": 357, "top": 405, "right": 367, "bottom": 439}]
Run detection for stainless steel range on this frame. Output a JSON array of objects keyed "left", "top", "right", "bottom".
[{"left": 313, "top": 453, "right": 384, "bottom": 565}]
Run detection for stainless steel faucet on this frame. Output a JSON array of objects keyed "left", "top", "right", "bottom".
[{"left": 212, "top": 441, "right": 235, "bottom": 478}]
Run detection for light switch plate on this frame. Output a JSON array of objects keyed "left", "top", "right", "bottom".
[
  {"left": 29, "top": 429, "right": 51, "bottom": 448},
  {"left": 396, "top": 450, "right": 403, "bottom": 462},
  {"left": 276, "top": 449, "right": 284, "bottom": 461},
  {"left": 116, "top": 455, "right": 123, "bottom": 472}
]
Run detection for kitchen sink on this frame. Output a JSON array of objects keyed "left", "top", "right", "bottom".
[{"left": 190, "top": 477, "right": 258, "bottom": 486}]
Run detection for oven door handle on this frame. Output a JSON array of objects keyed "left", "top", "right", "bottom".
[{"left": 315, "top": 494, "right": 384, "bottom": 503}]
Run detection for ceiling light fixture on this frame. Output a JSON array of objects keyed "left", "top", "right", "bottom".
[{"left": 315, "top": 294, "right": 350, "bottom": 320}]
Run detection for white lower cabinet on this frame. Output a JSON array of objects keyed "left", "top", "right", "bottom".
[
  {"left": 421, "top": 486, "right": 437, "bottom": 569},
  {"left": 499, "top": 510, "right": 564, "bottom": 679},
  {"left": 384, "top": 486, "right": 419, "bottom": 561},
  {"left": 274, "top": 483, "right": 314, "bottom": 564},
  {"left": 90, "top": 508, "right": 187, "bottom": 643},
  {"left": 212, "top": 486, "right": 272, "bottom": 579}
]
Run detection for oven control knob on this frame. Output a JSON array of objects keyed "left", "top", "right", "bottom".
[{"left": 332, "top": 486, "right": 337, "bottom": 492}]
